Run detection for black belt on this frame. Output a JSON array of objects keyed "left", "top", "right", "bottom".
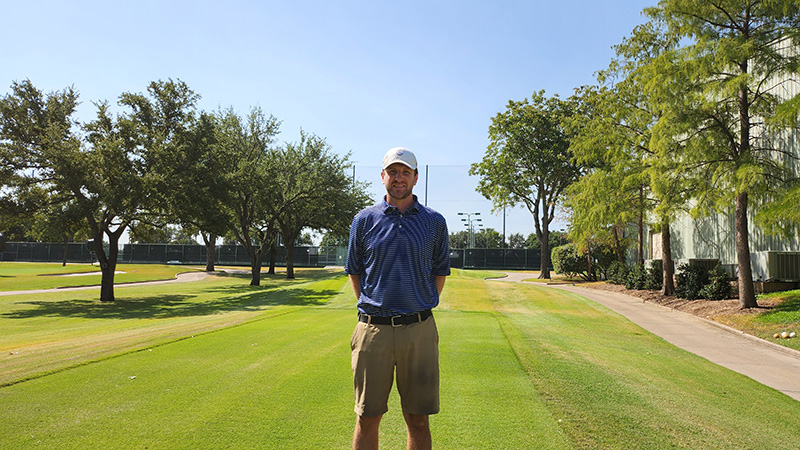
[{"left": 358, "top": 309, "right": 433, "bottom": 327}]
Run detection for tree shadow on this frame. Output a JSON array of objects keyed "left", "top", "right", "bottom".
[
  {"left": 760, "top": 296, "right": 800, "bottom": 319},
  {"left": 2, "top": 287, "right": 339, "bottom": 320}
]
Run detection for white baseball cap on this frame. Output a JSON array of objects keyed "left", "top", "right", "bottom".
[{"left": 382, "top": 147, "right": 417, "bottom": 170}]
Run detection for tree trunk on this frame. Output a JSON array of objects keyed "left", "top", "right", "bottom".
[
  {"left": 613, "top": 226, "right": 624, "bottom": 262},
  {"left": 539, "top": 229, "right": 551, "bottom": 279},
  {"left": 586, "top": 244, "right": 594, "bottom": 281},
  {"left": 202, "top": 233, "right": 216, "bottom": 272},
  {"left": 661, "top": 221, "right": 674, "bottom": 296},
  {"left": 735, "top": 192, "right": 758, "bottom": 308},
  {"left": 97, "top": 234, "right": 121, "bottom": 303},
  {"left": 285, "top": 244, "right": 295, "bottom": 279},
  {"left": 240, "top": 239, "right": 262, "bottom": 286},
  {"left": 250, "top": 257, "right": 262, "bottom": 286},
  {"left": 62, "top": 238, "right": 68, "bottom": 267},
  {"left": 637, "top": 189, "right": 645, "bottom": 265},
  {"left": 268, "top": 242, "right": 277, "bottom": 275}
]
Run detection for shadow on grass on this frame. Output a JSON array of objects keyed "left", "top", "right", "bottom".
[
  {"left": 2, "top": 287, "right": 339, "bottom": 320},
  {"left": 759, "top": 296, "right": 800, "bottom": 321}
]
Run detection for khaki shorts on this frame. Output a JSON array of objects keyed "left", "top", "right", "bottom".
[{"left": 351, "top": 315, "right": 439, "bottom": 417}]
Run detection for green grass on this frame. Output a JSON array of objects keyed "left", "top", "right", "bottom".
[
  {"left": 712, "top": 289, "right": 800, "bottom": 351},
  {"left": 0, "top": 268, "right": 343, "bottom": 386},
  {"left": 0, "top": 262, "right": 197, "bottom": 291},
  {"left": 1, "top": 267, "right": 800, "bottom": 449}
]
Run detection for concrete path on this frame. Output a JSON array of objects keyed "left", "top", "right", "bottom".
[
  {"left": 0, "top": 271, "right": 210, "bottom": 297},
  {"left": 490, "top": 272, "right": 800, "bottom": 402}
]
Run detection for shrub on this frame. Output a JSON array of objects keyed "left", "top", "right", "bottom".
[
  {"left": 674, "top": 263, "right": 709, "bottom": 300},
  {"left": 626, "top": 261, "right": 663, "bottom": 290},
  {"left": 551, "top": 243, "right": 587, "bottom": 279},
  {"left": 607, "top": 261, "right": 629, "bottom": 285},
  {"left": 625, "top": 264, "right": 648, "bottom": 290},
  {"left": 645, "top": 260, "right": 663, "bottom": 291},
  {"left": 592, "top": 244, "right": 617, "bottom": 281},
  {"left": 699, "top": 265, "right": 735, "bottom": 300}
]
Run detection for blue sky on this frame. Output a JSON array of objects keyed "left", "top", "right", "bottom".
[{"left": 1, "top": 0, "right": 655, "bottom": 242}]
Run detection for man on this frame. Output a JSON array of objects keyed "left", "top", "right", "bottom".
[{"left": 345, "top": 147, "right": 450, "bottom": 450}]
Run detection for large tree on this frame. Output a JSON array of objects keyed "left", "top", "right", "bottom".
[
  {"left": 273, "top": 131, "right": 370, "bottom": 279},
  {"left": 155, "top": 111, "right": 228, "bottom": 271},
  {"left": 213, "top": 107, "right": 281, "bottom": 286},
  {"left": 568, "top": 21, "right": 689, "bottom": 296},
  {"left": 645, "top": 0, "right": 800, "bottom": 308},
  {"left": 0, "top": 79, "right": 199, "bottom": 302},
  {"left": 471, "top": 91, "right": 582, "bottom": 278},
  {"left": 566, "top": 85, "right": 650, "bottom": 266}
]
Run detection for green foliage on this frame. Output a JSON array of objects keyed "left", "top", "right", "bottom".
[
  {"left": 551, "top": 243, "right": 587, "bottom": 279},
  {"left": 273, "top": 131, "right": 371, "bottom": 278},
  {"left": 607, "top": 261, "right": 630, "bottom": 285},
  {"left": 625, "top": 261, "right": 662, "bottom": 290},
  {"left": 675, "top": 263, "right": 710, "bottom": 300},
  {"left": 641, "top": 1, "right": 800, "bottom": 308},
  {"left": 699, "top": 266, "right": 735, "bottom": 301},
  {"left": 449, "top": 230, "right": 469, "bottom": 249},
  {"left": 507, "top": 232, "right": 526, "bottom": 249},
  {"left": 755, "top": 183, "right": 800, "bottom": 238},
  {"left": 592, "top": 243, "right": 618, "bottom": 280},
  {"left": 471, "top": 90, "right": 581, "bottom": 277},
  {"left": 474, "top": 228, "right": 503, "bottom": 248},
  {"left": 525, "top": 230, "right": 569, "bottom": 250},
  {"left": 625, "top": 264, "right": 647, "bottom": 290},
  {"left": 319, "top": 231, "right": 348, "bottom": 248},
  {"left": 646, "top": 260, "right": 663, "bottom": 291}
]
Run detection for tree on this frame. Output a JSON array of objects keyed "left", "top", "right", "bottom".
[
  {"left": 214, "top": 107, "right": 281, "bottom": 286},
  {"left": 566, "top": 84, "right": 650, "bottom": 266},
  {"left": 471, "top": 91, "right": 582, "bottom": 278},
  {"left": 30, "top": 201, "right": 90, "bottom": 266},
  {"left": 569, "top": 20, "right": 689, "bottom": 296},
  {"left": 507, "top": 232, "right": 526, "bottom": 249},
  {"left": 0, "top": 81, "right": 117, "bottom": 300},
  {"left": 473, "top": 228, "right": 503, "bottom": 248},
  {"left": 0, "top": 81, "right": 81, "bottom": 245},
  {"left": 755, "top": 183, "right": 800, "bottom": 236},
  {"left": 273, "top": 131, "right": 370, "bottom": 279},
  {"left": 525, "top": 230, "right": 568, "bottom": 250},
  {"left": 319, "top": 231, "right": 348, "bottom": 248},
  {"left": 128, "top": 222, "right": 172, "bottom": 243},
  {"left": 87, "top": 79, "right": 201, "bottom": 301},
  {"left": 448, "top": 230, "right": 470, "bottom": 249},
  {"left": 0, "top": 79, "right": 203, "bottom": 301},
  {"left": 645, "top": 0, "right": 800, "bottom": 308}
]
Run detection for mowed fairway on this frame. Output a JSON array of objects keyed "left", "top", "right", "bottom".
[{"left": 1, "top": 267, "right": 799, "bottom": 449}]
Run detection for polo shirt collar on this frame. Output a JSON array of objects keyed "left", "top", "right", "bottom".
[{"left": 382, "top": 195, "right": 421, "bottom": 215}]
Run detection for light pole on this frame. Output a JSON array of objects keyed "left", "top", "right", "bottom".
[{"left": 458, "top": 212, "right": 481, "bottom": 248}]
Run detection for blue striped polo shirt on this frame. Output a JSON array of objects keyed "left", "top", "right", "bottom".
[{"left": 345, "top": 195, "right": 451, "bottom": 316}]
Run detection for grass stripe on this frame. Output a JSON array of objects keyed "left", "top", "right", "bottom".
[{"left": 2, "top": 268, "right": 800, "bottom": 449}]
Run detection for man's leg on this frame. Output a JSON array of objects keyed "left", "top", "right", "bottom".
[
  {"left": 353, "top": 414, "right": 382, "bottom": 450},
  {"left": 403, "top": 412, "right": 431, "bottom": 450}
]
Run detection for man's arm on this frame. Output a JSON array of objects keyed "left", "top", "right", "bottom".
[
  {"left": 349, "top": 274, "right": 362, "bottom": 300},
  {"left": 435, "top": 275, "right": 446, "bottom": 296}
]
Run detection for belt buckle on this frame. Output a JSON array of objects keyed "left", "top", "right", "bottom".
[{"left": 391, "top": 315, "right": 403, "bottom": 327}]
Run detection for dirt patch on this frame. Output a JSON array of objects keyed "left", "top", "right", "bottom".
[{"left": 579, "top": 282, "right": 781, "bottom": 319}]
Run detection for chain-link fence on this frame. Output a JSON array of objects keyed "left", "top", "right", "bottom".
[
  {"left": 450, "top": 248, "right": 546, "bottom": 270},
  {"left": 2, "top": 242, "right": 548, "bottom": 271},
  {"left": 0, "top": 242, "right": 340, "bottom": 268}
]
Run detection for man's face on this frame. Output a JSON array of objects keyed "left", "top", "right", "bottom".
[{"left": 381, "top": 163, "right": 418, "bottom": 201}]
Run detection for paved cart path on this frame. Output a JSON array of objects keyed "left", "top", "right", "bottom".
[
  {"left": 490, "top": 273, "right": 800, "bottom": 402},
  {"left": 0, "top": 271, "right": 210, "bottom": 297}
]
